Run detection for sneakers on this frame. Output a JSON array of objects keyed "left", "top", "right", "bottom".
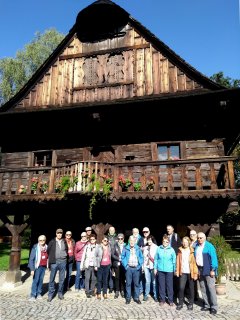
[
  {"left": 58, "top": 294, "right": 64, "bottom": 300},
  {"left": 187, "top": 304, "right": 193, "bottom": 310},
  {"left": 210, "top": 309, "right": 217, "bottom": 315},
  {"left": 103, "top": 294, "right": 107, "bottom": 299},
  {"left": 28, "top": 297, "right": 35, "bottom": 301},
  {"left": 120, "top": 291, "right": 125, "bottom": 298},
  {"left": 36, "top": 295, "right": 43, "bottom": 300},
  {"left": 109, "top": 289, "right": 113, "bottom": 294},
  {"left": 47, "top": 297, "right": 52, "bottom": 302},
  {"left": 97, "top": 294, "right": 101, "bottom": 300},
  {"left": 126, "top": 299, "right": 130, "bottom": 304},
  {"left": 169, "top": 303, "right": 174, "bottom": 307}
]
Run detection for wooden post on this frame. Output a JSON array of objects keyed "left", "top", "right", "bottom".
[{"left": 0, "top": 213, "right": 29, "bottom": 286}]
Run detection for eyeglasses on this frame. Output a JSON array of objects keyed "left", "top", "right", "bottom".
[
  {"left": 39, "top": 239, "right": 45, "bottom": 241},
  {"left": 197, "top": 237, "right": 203, "bottom": 239},
  {"left": 81, "top": 235, "right": 86, "bottom": 237},
  {"left": 118, "top": 238, "right": 123, "bottom": 240}
]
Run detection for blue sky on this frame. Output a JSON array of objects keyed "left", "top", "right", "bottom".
[{"left": 1, "top": 0, "right": 239, "bottom": 79}]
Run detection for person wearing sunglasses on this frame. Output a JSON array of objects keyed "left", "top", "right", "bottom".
[
  {"left": 64, "top": 231, "right": 75, "bottom": 291},
  {"left": 28, "top": 235, "right": 48, "bottom": 301},
  {"left": 111, "top": 233, "right": 126, "bottom": 298},
  {"left": 47, "top": 228, "right": 68, "bottom": 302},
  {"left": 95, "top": 236, "right": 112, "bottom": 299},
  {"left": 194, "top": 232, "right": 218, "bottom": 315}
]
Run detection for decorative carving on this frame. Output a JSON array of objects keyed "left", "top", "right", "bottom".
[
  {"left": 187, "top": 224, "right": 211, "bottom": 234},
  {"left": 91, "top": 222, "right": 112, "bottom": 243}
]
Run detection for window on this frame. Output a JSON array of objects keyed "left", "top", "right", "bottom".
[
  {"left": 158, "top": 144, "right": 180, "bottom": 161},
  {"left": 33, "top": 151, "right": 52, "bottom": 167}
]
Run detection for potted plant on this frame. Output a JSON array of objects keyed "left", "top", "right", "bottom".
[
  {"left": 209, "top": 235, "right": 231, "bottom": 294},
  {"left": 146, "top": 177, "right": 155, "bottom": 191},
  {"left": 118, "top": 176, "right": 133, "bottom": 191}
]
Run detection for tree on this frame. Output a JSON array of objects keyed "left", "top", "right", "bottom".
[
  {"left": 0, "top": 28, "right": 64, "bottom": 105},
  {"left": 210, "top": 71, "right": 240, "bottom": 88}
]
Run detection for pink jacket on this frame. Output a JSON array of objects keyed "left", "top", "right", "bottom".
[{"left": 74, "top": 240, "right": 88, "bottom": 262}]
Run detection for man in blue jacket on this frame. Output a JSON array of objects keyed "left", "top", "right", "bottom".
[
  {"left": 194, "top": 232, "right": 218, "bottom": 315},
  {"left": 121, "top": 236, "right": 143, "bottom": 304}
]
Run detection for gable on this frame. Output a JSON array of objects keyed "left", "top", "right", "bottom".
[{"left": 3, "top": 0, "right": 222, "bottom": 112}]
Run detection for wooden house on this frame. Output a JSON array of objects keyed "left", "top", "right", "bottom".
[{"left": 0, "top": 0, "right": 239, "bottom": 283}]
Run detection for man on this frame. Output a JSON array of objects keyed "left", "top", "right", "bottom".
[
  {"left": 190, "top": 230, "right": 198, "bottom": 249},
  {"left": 107, "top": 226, "right": 117, "bottom": 293},
  {"left": 166, "top": 225, "right": 181, "bottom": 298},
  {"left": 121, "top": 236, "right": 143, "bottom": 304},
  {"left": 194, "top": 232, "right": 218, "bottom": 315},
  {"left": 47, "top": 228, "right": 68, "bottom": 302},
  {"left": 130, "top": 228, "right": 142, "bottom": 246},
  {"left": 166, "top": 225, "right": 181, "bottom": 254},
  {"left": 85, "top": 226, "right": 92, "bottom": 241},
  {"left": 64, "top": 230, "right": 75, "bottom": 291}
]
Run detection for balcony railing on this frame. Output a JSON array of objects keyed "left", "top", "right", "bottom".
[{"left": 0, "top": 156, "right": 237, "bottom": 198}]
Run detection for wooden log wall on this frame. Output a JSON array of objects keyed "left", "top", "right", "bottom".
[{"left": 14, "top": 25, "right": 203, "bottom": 110}]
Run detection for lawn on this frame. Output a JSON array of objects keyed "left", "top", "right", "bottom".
[{"left": 0, "top": 243, "right": 29, "bottom": 271}]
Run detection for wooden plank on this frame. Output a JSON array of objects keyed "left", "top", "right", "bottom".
[
  {"left": 227, "top": 160, "right": 235, "bottom": 189},
  {"left": 195, "top": 164, "right": 202, "bottom": 190}
]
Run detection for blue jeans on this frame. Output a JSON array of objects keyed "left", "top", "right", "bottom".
[
  {"left": 125, "top": 267, "right": 140, "bottom": 300},
  {"left": 30, "top": 266, "right": 46, "bottom": 298},
  {"left": 75, "top": 261, "right": 85, "bottom": 290},
  {"left": 48, "top": 261, "right": 66, "bottom": 298},
  {"left": 97, "top": 265, "right": 110, "bottom": 294},
  {"left": 158, "top": 271, "right": 174, "bottom": 303},
  {"left": 144, "top": 267, "right": 157, "bottom": 298},
  {"left": 108, "top": 268, "right": 114, "bottom": 290}
]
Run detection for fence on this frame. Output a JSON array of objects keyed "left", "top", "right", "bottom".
[{"left": 225, "top": 259, "right": 240, "bottom": 281}]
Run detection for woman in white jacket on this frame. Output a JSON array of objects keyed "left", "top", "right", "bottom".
[{"left": 143, "top": 235, "right": 158, "bottom": 301}]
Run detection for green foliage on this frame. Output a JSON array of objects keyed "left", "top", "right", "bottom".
[
  {"left": 0, "top": 243, "right": 29, "bottom": 271},
  {"left": 133, "top": 182, "right": 142, "bottom": 191},
  {"left": 209, "top": 235, "right": 231, "bottom": 283},
  {"left": 210, "top": 71, "right": 240, "bottom": 88},
  {"left": 0, "top": 28, "right": 64, "bottom": 104}
]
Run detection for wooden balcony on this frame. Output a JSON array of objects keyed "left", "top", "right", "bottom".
[{"left": 0, "top": 156, "right": 239, "bottom": 202}]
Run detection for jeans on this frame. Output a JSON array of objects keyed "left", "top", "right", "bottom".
[
  {"left": 75, "top": 261, "right": 85, "bottom": 290},
  {"left": 65, "top": 261, "right": 73, "bottom": 288},
  {"left": 97, "top": 265, "right": 111, "bottom": 294},
  {"left": 48, "top": 261, "right": 66, "bottom": 298},
  {"left": 85, "top": 266, "right": 97, "bottom": 294},
  {"left": 30, "top": 266, "right": 46, "bottom": 298},
  {"left": 158, "top": 271, "right": 174, "bottom": 303},
  {"left": 144, "top": 267, "right": 157, "bottom": 298},
  {"left": 125, "top": 267, "right": 140, "bottom": 300},
  {"left": 108, "top": 267, "right": 114, "bottom": 290}
]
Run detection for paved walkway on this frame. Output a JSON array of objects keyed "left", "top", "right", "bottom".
[{"left": 0, "top": 270, "right": 240, "bottom": 320}]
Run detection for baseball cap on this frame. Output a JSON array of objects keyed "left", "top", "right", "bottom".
[
  {"left": 85, "top": 227, "right": 92, "bottom": 231},
  {"left": 143, "top": 227, "right": 150, "bottom": 232},
  {"left": 56, "top": 228, "right": 63, "bottom": 233}
]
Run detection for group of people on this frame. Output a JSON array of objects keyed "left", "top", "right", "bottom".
[{"left": 28, "top": 224, "right": 218, "bottom": 315}]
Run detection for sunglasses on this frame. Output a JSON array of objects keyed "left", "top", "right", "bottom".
[
  {"left": 103, "top": 239, "right": 108, "bottom": 242},
  {"left": 57, "top": 232, "right": 63, "bottom": 234},
  {"left": 118, "top": 237, "right": 123, "bottom": 240},
  {"left": 66, "top": 234, "right": 72, "bottom": 236},
  {"left": 143, "top": 231, "right": 149, "bottom": 233}
]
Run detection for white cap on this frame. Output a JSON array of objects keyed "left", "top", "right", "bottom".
[{"left": 143, "top": 227, "right": 150, "bottom": 232}]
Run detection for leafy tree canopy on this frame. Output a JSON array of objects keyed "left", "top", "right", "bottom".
[
  {"left": 0, "top": 28, "right": 64, "bottom": 105},
  {"left": 210, "top": 71, "right": 240, "bottom": 88}
]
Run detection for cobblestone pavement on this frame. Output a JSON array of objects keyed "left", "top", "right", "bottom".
[{"left": 0, "top": 271, "right": 240, "bottom": 320}]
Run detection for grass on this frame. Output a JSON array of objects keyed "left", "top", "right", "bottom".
[
  {"left": 225, "top": 249, "right": 240, "bottom": 259},
  {"left": 0, "top": 243, "right": 29, "bottom": 271}
]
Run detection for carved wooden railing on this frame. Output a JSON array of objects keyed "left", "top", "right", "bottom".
[{"left": 0, "top": 156, "right": 237, "bottom": 196}]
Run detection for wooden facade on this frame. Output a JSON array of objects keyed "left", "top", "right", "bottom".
[{"left": 0, "top": 0, "right": 239, "bottom": 282}]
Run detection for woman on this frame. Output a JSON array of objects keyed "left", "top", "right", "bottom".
[
  {"left": 28, "top": 235, "right": 48, "bottom": 300},
  {"left": 154, "top": 235, "right": 176, "bottom": 307},
  {"left": 143, "top": 235, "right": 158, "bottom": 302},
  {"left": 74, "top": 231, "right": 88, "bottom": 291},
  {"left": 95, "top": 235, "right": 112, "bottom": 299},
  {"left": 175, "top": 236, "right": 198, "bottom": 310}
]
